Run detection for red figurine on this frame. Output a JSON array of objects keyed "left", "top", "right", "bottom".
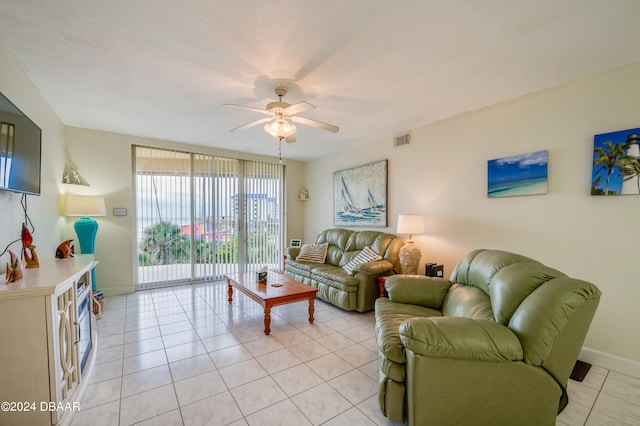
[
  {"left": 21, "top": 223, "right": 39, "bottom": 268},
  {"left": 56, "top": 240, "right": 75, "bottom": 259}
]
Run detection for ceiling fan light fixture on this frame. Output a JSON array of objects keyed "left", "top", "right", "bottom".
[
  {"left": 225, "top": 86, "right": 338, "bottom": 141},
  {"left": 264, "top": 120, "right": 296, "bottom": 140}
]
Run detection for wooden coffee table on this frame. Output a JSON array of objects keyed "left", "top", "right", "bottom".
[{"left": 225, "top": 271, "right": 318, "bottom": 335}]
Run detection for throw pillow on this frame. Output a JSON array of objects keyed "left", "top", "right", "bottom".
[
  {"left": 296, "top": 243, "right": 329, "bottom": 263},
  {"left": 343, "top": 246, "right": 382, "bottom": 275}
]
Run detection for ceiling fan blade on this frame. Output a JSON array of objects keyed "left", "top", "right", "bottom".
[
  {"left": 290, "top": 115, "right": 339, "bottom": 133},
  {"left": 229, "top": 116, "right": 272, "bottom": 132},
  {"left": 285, "top": 134, "right": 297, "bottom": 143},
  {"left": 224, "top": 104, "right": 271, "bottom": 115},
  {"left": 284, "top": 101, "right": 315, "bottom": 115}
]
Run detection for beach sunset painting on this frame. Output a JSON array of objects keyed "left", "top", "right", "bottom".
[{"left": 488, "top": 150, "right": 548, "bottom": 198}]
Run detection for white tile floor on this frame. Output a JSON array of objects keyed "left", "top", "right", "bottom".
[{"left": 73, "top": 281, "right": 640, "bottom": 426}]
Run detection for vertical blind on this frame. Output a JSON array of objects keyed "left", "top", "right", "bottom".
[{"left": 134, "top": 145, "right": 283, "bottom": 289}]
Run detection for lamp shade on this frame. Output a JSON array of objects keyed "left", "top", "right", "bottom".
[
  {"left": 264, "top": 120, "right": 297, "bottom": 140},
  {"left": 66, "top": 195, "right": 107, "bottom": 217},
  {"left": 397, "top": 214, "right": 425, "bottom": 238}
]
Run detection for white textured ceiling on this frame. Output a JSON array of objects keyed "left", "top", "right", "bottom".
[{"left": 1, "top": 0, "right": 639, "bottom": 161}]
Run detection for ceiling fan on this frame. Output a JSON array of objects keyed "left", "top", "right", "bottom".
[{"left": 224, "top": 88, "right": 339, "bottom": 143}]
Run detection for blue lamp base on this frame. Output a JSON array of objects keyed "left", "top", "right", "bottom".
[{"left": 74, "top": 217, "right": 99, "bottom": 290}]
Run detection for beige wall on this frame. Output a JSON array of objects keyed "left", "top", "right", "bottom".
[
  {"left": 65, "top": 127, "right": 305, "bottom": 295},
  {"left": 305, "top": 63, "right": 640, "bottom": 371},
  {"left": 0, "top": 39, "right": 66, "bottom": 259}
]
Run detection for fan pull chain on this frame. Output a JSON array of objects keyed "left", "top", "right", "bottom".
[{"left": 278, "top": 139, "right": 283, "bottom": 164}]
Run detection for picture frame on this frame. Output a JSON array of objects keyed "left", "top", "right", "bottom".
[
  {"left": 487, "top": 150, "right": 548, "bottom": 198},
  {"left": 289, "top": 239, "right": 302, "bottom": 248},
  {"left": 591, "top": 127, "right": 640, "bottom": 195},
  {"left": 333, "top": 160, "right": 388, "bottom": 227}
]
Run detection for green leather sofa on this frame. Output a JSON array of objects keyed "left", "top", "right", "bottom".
[
  {"left": 375, "top": 249, "right": 601, "bottom": 426},
  {"left": 285, "top": 228, "right": 403, "bottom": 312}
]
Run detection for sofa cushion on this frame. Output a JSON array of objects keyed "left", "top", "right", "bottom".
[
  {"left": 399, "top": 317, "right": 524, "bottom": 361},
  {"left": 315, "top": 229, "right": 352, "bottom": 266},
  {"left": 450, "top": 249, "right": 543, "bottom": 294},
  {"left": 490, "top": 263, "right": 566, "bottom": 324},
  {"left": 311, "top": 265, "right": 359, "bottom": 289},
  {"left": 284, "top": 259, "right": 315, "bottom": 277},
  {"left": 386, "top": 275, "right": 451, "bottom": 308},
  {"left": 441, "top": 284, "right": 494, "bottom": 321},
  {"left": 343, "top": 246, "right": 382, "bottom": 275},
  {"left": 317, "top": 282, "right": 355, "bottom": 311},
  {"left": 375, "top": 298, "right": 442, "bottom": 365},
  {"left": 296, "top": 243, "right": 328, "bottom": 263}
]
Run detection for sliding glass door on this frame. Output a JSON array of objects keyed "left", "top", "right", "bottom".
[{"left": 134, "top": 146, "right": 283, "bottom": 289}]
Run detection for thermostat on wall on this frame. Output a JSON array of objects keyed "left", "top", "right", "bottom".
[{"left": 113, "top": 208, "right": 127, "bottom": 216}]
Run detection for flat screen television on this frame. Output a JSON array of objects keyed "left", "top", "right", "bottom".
[{"left": 0, "top": 91, "right": 41, "bottom": 195}]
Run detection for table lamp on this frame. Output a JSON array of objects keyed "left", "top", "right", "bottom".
[
  {"left": 397, "top": 214, "right": 425, "bottom": 275},
  {"left": 66, "top": 195, "right": 106, "bottom": 290}
]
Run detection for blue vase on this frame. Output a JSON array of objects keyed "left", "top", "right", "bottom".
[{"left": 74, "top": 216, "right": 99, "bottom": 290}]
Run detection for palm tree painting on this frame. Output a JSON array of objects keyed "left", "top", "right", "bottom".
[{"left": 591, "top": 128, "right": 640, "bottom": 195}]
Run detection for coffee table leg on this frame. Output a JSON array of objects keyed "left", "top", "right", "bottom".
[
  {"left": 263, "top": 306, "right": 271, "bottom": 335},
  {"left": 308, "top": 297, "right": 315, "bottom": 324},
  {"left": 227, "top": 280, "right": 233, "bottom": 304}
]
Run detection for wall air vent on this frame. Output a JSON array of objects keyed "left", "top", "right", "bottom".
[{"left": 394, "top": 133, "right": 411, "bottom": 147}]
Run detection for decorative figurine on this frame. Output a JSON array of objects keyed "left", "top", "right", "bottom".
[
  {"left": 5, "top": 250, "right": 24, "bottom": 284},
  {"left": 21, "top": 223, "right": 39, "bottom": 268},
  {"left": 23, "top": 244, "right": 39, "bottom": 268},
  {"left": 21, "top": 223, "right": 32, "bottom": 248},
  {"left": 72, "top": 170, "right": 81, "bottom": 184},
  {"left": 56, "top": 240, "right": 75, "bottom": 259}
]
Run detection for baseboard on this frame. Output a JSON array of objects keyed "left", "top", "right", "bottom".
[{"left": 579, "top": 346, "right": 640, "bottom": 379}]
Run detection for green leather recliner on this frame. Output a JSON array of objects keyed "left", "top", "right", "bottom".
[{"left": 375, "top": 249, "right": 601, "bottom": 426}]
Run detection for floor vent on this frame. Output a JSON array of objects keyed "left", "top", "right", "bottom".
[{"left": 394, "top": 133, "right": 411, "bottom": 147}]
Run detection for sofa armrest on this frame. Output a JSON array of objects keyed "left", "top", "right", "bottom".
[
  {"left": 286, "top": 247, "right": 301, "bottom": 259},
  {"left": 399, "top": 316, "right": 523, "bottom": 362},
  {"left": 385, "top": 275, "right": 451, "bottom": 309},
  {"left": 355, "top": 259, "right": 394, "bottom": 275}
]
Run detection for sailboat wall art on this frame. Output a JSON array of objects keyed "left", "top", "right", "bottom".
[{"left": 333, "top": 160, "right": 388, "bottom": 227}]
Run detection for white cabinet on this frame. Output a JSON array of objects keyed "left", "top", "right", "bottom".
[
  {"left": 52, "top": 284, "right": 81, "bottom": 417},
  {"left": 0, "top": 255, "right": 96, "bottom": 425}
]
